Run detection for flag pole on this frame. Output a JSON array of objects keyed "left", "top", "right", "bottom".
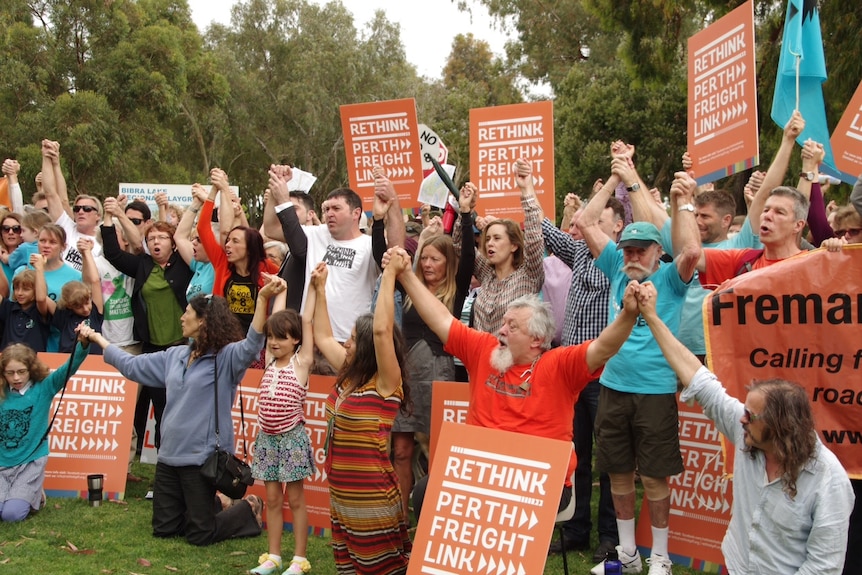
[{"left": 794, "top": 54, "right": 801, "bottom": 112}]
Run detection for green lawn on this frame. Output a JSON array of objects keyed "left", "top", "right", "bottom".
[{"left": 1, "top": 462, "right": 707, "bottom": 574}]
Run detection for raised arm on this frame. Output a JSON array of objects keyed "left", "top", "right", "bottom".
[
  {"left": 637, "top": 281, "right": 702, "bottom": 386},
  {"left": 111, "top": 194, "right": 143, "bottom": 255},
  {"left": 577, "top": 170, "right": 621, "bottom": 258},
  {"left": 584, "top": 280, "right": 640, "bottom": 373},
  {"left": 175, "top": 184, "right": 206, "bottom": 264},
  {"left": 373, "top": 166, "right": 405, "bottom": 252},
  {"left": 251, "top": 273, "right": 286, "bottom": 334},
  {"left": 750, "top": 110, "right": 804, "bottom": 230},
  {"left": 374, "top": 258, "right": 402, "bottom": 397},
  {"left": 79, "top": 237, "right": 103, "bottom": 315},
  {"left": 32, "top": 254, "right": 55, "bottom": 318},
  {"left": 611, "top": 141, "right": 667, "bottom": 228},
  {"left": 211, "top": 168, "right": 234, "bottom": 245},
  {"left": 2, "top": 159, "right": 24, "bottom": 214},
  {"left": 515, "top": 158, "right": 546, "bottom": 283},
  {"left": 668, "top": 171, "right": 702, "bottom": 281},
  {"left": 41, "top": 140, "right": 67, "bottom": 223},
  {"left": 309, "top": 263, "right": 347, "bottom": 370}
]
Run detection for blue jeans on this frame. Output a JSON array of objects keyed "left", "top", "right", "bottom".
[{"left": 564, "top": 379, "right": 618, "bottom": 544}]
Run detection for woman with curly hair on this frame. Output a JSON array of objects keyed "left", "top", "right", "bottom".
[
  {"left": 80, "top": 274, "right": 287, "bottom": 546},
  {"left": 196, "top": 169, "right": 279, "bottom": 336},
  {"left": 0, "top": 331, "right": 90, "bottom": 522},
  {"left": 310, "top": 260, "right": 411, "bottom": 575}
]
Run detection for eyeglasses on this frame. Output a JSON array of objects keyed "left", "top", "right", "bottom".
[
  {"left": 129, "top": 218, "right": 144, "bottom": 226},
  {"left": 147, "top": 235, "right": 172, "bottom": 242},
  {"left": 73, "top": 205, "right": 98, "bottom": 213},
  {"left": 1, "top": 225, "right": 21, "bottom": 233},
  {"left": 834, "top": 228, "right": 862, "bottom": 239},
  {"left": 4, "top": 368, "right": 29, "bottom": 378},
  {"left": 743, "top": 407, "right": 761, "bottom": 422}
]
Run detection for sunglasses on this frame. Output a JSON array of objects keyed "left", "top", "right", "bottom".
[
  {"left": 1, "top": 225, "right": 21, "bottom": 233},
  {"left": 129, "top": 218, "right": 144, "bottom": 226},
  {"left": 73, "top": 205, "right": 98, "bottom": 213},
  {"left": 743, "top": 407, "right": 761, "bottom": 422},
  {"left": 834, "top": 228, "right": 862, "bottom": 238}
]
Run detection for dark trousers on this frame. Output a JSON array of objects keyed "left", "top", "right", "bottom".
[
  {"left": 152, "top": 462, "right": 260, "bottom": 546},
  {"left": 844, "top": 479, "right": 862, "bottom": 575},
  {"left": 565, "top": 379, "right": 618, "bottom": 544}
]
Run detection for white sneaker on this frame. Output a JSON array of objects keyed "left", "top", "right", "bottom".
[
  {"left": 646, "top": 554, "right": 672, "bottom": 575},
  {"left": 589, "top": 545, "right": 643, "bottom": 574}
]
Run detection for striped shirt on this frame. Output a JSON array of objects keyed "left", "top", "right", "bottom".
[
  {"left": 541, "top": 219, "right": 610, "bottom": 345},
  {"left": 257, "top": 356, "right": 307, "bottom": 435},
  {"left": 454, "top": 195, "right": 545, "bottom": 334}
]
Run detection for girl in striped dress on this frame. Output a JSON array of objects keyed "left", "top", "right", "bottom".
[
  {"left": 310, "top": 260, "right": 411, "bottom": 575},
  {"left": 249, "top": 307, "right": 316, "bottom": 575}
]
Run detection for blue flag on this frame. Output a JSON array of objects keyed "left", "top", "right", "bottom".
[{"left": 770, "top": 0, "right": 837, "bottom": 173}]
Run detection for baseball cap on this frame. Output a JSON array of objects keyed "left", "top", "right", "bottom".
[
  {"left": 405, "top": 220, "right": 422, "bottom": 236},
  {"left": 617, "top": 221, "right": 661, "bottom": 249}
]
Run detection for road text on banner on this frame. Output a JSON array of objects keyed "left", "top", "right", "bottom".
[
  {"left": 687, "top": 0, "right": 759, "bottom": 185},
  {"left": 635, "top": 400, "right": 730, "bottom": 572},
  {"left": 470, "top": 101, "right": 555, "bottom": 222},
  {"left": 706, "top": 246, "right": 862, "bottom": 478},
  {"left": 341, "top": 98, "right": 423, "bottom": 210},
  {"left": 44, "top": 354, "right": 137, "bottom": 500},
  {"left": 829, "top": 79, "right": 862, "bottom": 183},
  {"left": 408, "top": 421, "right": 571, "bottom": 575}
]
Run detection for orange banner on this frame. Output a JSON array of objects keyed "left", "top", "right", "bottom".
[
  {"left": 830, "top": 79, "right": 862, "bottom": 182},
  {"left": 469, "top": 101, "right": 555, "bottom": 222},
  {"left": 409, "top": 421, "right": 571, "bottom": 575},
  {"left": 706, "top": 246, "right": 862, "bottom": 477},
  {"left": 44, "top": 354, "right": 138, "bottom": 501},
  {"left": 429, "top": 380, "right": 469, "bottom": 469},
  {"left": 687, "top": 0, "right": 759, "bottom": 184},
  {"left": 340, "top": 98, "right": 423, "bottom": 210}
]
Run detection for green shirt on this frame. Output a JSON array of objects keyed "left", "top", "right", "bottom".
[{"left": 142, "top": 264, "right": 184, "bottom": 346}]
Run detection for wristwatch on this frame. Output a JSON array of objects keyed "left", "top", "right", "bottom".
[
  {"left": 799, "top": 171, "right": 817, "bottom": 182},
  {"left": 626, "top": 183, "right": 641, "bottom": 192},
  {"left": 678, "top": 203, "right": 695, "bottom": 213}
]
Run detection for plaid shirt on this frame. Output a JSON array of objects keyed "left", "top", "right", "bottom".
[
  {"left": 454, "top": 195, "right": 545, "bottom": 334},
  {"left": 541, "top": 218, "right": 610, "bottom": 345}
]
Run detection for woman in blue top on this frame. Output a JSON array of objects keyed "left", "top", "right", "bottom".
[
  {"left": 0, "top": 330, "right": 90, "bottom": 521},
  {"left": 80, "top": 273, "right": 286, "bottom": 546}
]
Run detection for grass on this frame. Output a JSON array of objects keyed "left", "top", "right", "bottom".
[{"left": 1, "top": 462, "right": 707, "bottom": 574}]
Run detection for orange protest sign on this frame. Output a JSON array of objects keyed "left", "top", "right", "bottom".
[
  {"left": 340, "top": 98, "right": 423, "bottom": 210},
  {"left": 429, "top": 380, "right": 469, "bottom": 470},
  {"left": 409, "top": 421, "right": 571, "bottom": 575},
  {"left": 470, "top": 101, "right": 555, "bottom": 222},
  {"left": 44, "top": 354, "right": 138, "bottom": 500},
  {"left": 635, "top": 399, "right": 730, "bottom": 571},
  {"left": 705, "top": 246, "right": 862, "bottom": 478},
  {"left": 830, "top": 79, "right": 862, "bottom": 182},
  {"left": 687, "top": 0, "right": 759, "bottom": 185}
]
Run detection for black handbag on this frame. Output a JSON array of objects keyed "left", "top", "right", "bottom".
[{"left": 200, "top": 354, "right": 253, "bottom": 499}]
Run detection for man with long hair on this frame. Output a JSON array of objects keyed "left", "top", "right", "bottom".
[{"left": 637, "top": 281, "right": 853, "bottom": 574}]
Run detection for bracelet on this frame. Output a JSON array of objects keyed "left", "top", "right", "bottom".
[{"left": 190, "top": 206, "right": 200, "bottom": 213}]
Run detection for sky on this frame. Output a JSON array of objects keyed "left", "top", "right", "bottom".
[{"left": 186, "top": 0, "right": 512, "bottom": 80}]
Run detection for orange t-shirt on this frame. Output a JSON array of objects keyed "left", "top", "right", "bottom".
[
  {"left": 443, "top": 319, "right": 602, "bottom": 484},
  {"left": 700, "top": 248, "right": 786, "bottom": 289}
]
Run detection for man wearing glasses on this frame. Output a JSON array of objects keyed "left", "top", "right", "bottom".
[
  {"left": 41, "top": 140, "right": 103, "bottom": 270},
  {"left": 636, "top": 281, "right": 854, "bottom": 575}
]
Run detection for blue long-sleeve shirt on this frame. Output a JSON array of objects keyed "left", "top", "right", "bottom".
[{"left": 103, "top": 326, "right": 264, "bottom": 467}]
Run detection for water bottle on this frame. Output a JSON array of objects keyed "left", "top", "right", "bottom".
[{"left": 604, "top": 549, "right": 623, "bottom": 575}]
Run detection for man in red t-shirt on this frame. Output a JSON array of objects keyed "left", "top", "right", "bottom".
[{"left": 383, "top": 247, "right": 640, "bottom": 517}]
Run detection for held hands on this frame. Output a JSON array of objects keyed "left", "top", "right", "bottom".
[
  {"left": 801, "top": 138, "right": 825, "bottom": 171},
  {"left": 635, "top": 281, "right": 658, "bottom": 319},
  {"left": 372, "top": 166, "right": 395, "bottom": 220},
  {"left": 210, "top": 168, "right": 230, "bottom": 191},
  {"left": 30, "top": 253, "right": 46, "bottom": 271},
  {"left": 267, "top": 165, "right": 292, "bottom": 204},
  {"left": 611, "top": 140, "right": 635, "bottom": 161},
  {"left": 513, "top": 158, "right": 533, "bottom": 190},
  {"left": 669, "top": 171, "right": 697, "bottom": 205},
  {"left": 77, "top": 237, "right": 94, "bottom": 254},
  {"left": 382, "top": 246, "right": 411, "bottom": 277},
  {"left": 154, "top": 191, "right": 168, "bottom": 209},
  {"left": 310, "top": 262, "right": 328, "bottom": 291},
  {"left": 419, "top": 215, "right": 443, "bottom": 242},
  {"left": 102, "top": 196, "right": 123, "bottom": 218},
  {"left": 2, "top": 159, "right": 20, "bottom": 176},
  {"left": 459, "top": 182, "right": 477, "bottom": 213},
  {"left": 258, "top": 273, "right": 287, "bottom": 299},
  {"left": 191, "top": 183, "right": 209, "bottom": 205}
]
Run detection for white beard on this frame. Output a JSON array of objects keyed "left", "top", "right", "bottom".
[{"left": 490, "top": 346, "right": 514, "bottom": 373}]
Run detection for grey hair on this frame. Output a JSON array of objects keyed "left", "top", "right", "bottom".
[
  {"left": 507, "top": 294, "right": 556, "bottom": 350},
  {"left": 263, "top": 240, "right": 288, "bottom": 259},
  {"left": 768, "top": 186, "right": 809, "bottom": 222}
]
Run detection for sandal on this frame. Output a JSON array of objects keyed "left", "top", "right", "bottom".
[
  {"left": 283, "top": 558, "right": 312, "bottom": 575},
  {"left": 249, "top": 553, "right": 283, "bottom": 575}
]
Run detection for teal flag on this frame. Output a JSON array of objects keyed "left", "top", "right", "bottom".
[{"left": 770, "top": 0, "right": 837, "bottom": 173}]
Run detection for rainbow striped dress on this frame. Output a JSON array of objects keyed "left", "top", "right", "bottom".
[{"left": 325, "top": 376, "right": 411, "bottom": 574}]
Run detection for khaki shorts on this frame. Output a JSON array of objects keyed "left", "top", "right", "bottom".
[{"left": 595, "top": 385, "right": 683, "bottom": 478}]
